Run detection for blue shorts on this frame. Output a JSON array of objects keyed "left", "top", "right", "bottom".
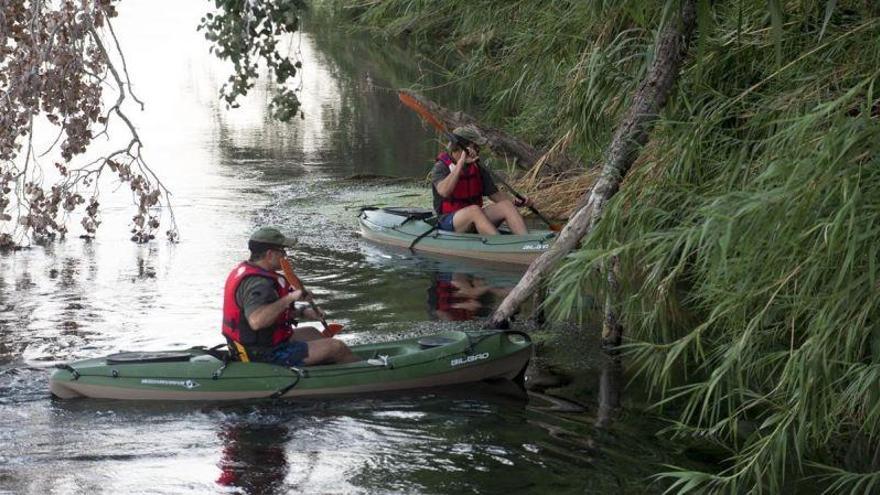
[
  {"left": 268, "top": 341, "right": 309, "bottom": 367},
  {"left": 438, "top": 213, "right": 455, "bottom": 231}
]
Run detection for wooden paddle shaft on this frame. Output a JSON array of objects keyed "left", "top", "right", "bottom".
[
  {"left": 480, "top": 162, "right": 557, "bottom": 228},
  {"left": 280, "top": 258, "right": 329, "bottom": 331}
]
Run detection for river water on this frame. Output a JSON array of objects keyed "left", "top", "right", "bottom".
[{"left": 0, "top": 2, "right": 705, "bottom": 494}]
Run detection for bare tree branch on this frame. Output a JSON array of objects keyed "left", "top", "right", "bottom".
[
  {"left": 0, "top": 2, "right": 178, "bottom": 247},
  {"left": 398, "top": 90, "right": 583, "bottom": 178},
  {"left": 106, "top": 17, "right": 144, "bottom": 110}
]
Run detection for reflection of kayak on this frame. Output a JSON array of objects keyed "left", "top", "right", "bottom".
[
  {"left": 50, "top": 330, "right": 532, "bottom": 401},
  {"left": 359, "top": 207, "right": 555, "bottom": 266}
]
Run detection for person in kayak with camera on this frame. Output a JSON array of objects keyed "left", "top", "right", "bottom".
[
  {"left": 221, "top": 227, "right": 358, "bottom": 366},
  {"left": 431, "top": 126, "right": 534, "bottom": 235}
]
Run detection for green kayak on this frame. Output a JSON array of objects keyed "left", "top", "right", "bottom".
[
  {"left": 359, "top": 207, "right": 555, "bottom": 266},
  {"left": 49, "top": 330, "right": 532, "bottom": 401}
]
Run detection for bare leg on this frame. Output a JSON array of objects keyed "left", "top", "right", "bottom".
[
  {"left": 291, "top": 326, "right": 324, "bottom": 342},
  {"left": 483, "top": 200, "right": 529, "bottom": 235},
  {"left": 452, "top": 205, "right": 499, "bottom": 235},
  {"left": 302, "top": 338, "right": 359, "bottom": 365}
]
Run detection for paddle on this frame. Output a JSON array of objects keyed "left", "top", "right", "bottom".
[
  {"left": 398, "top": 91, "right": 563, "bottom": 232},
  {"left": 279, "top": 257, "right": 343, "bottom": 338},
  {"left": 480, "top": 159, "right": 562, "bottom": 232}
]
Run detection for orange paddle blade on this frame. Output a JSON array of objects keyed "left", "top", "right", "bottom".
[
  {"left": 399, "top": 91, "right": 448, "bottom": 134},
  {"left": 279, "top": 257, "right": 304, "bottom": 291},
  {"left": 322, "top": 322, "right": 344, "bottom": 338}
]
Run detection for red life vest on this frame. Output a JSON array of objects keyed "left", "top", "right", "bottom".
[
  {"left": 217, "top": 425, "right": 286, "bottom": 488},
  {"left": 221, "top": 262, "right": 293, "bottom": 349},
  {"left": 436, "top": 152, "right": 484, "bottom": 215},
  {"left": 429, "top": 276, "right": 476, "bottom": 321}
]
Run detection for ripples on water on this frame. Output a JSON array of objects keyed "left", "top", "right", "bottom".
[{"left": 1, "top": 377, "right": 674, "bottom": 494}]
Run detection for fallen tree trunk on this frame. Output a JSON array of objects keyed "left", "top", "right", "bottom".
[
  {"left": 398, "top": 90, "right": 581, "bottom": 177},
  {"left": 487, "top": 0, "right": 698, "bottom": 329}
]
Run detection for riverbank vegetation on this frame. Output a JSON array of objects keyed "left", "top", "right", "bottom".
[{"left": 321, "top": 0, "right": 880, "bottom": 492}]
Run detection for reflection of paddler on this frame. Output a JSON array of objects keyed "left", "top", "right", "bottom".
[
  {"left": 216, "top": 422, "right": 289, "bottom": 493},
  {"left": 427, "top": 272, "right": 510, "bottom": 321}
]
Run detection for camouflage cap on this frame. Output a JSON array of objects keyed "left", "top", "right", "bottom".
[
  {"left": 451, "top": 125, "right": 487, "bottom": 146},
  {"left": 249, "top": 226, "right": 297, "bottom": 248}
]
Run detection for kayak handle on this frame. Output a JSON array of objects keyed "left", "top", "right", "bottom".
[
  {"left": 269, "top": 367, "right": 304, "bottom": 399},
  {"left": 55, "top": 364, "right": 80, "bottom": 380}
]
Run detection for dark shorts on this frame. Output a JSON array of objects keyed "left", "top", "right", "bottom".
[
  {"left": 267, "top": 341, "right": 309, "bottom": 367},
  {"left": 438, "top": 213, "right": 455, "bottom": 231}
]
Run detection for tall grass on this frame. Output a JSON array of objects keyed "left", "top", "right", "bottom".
[
  {"left": 316, "top": 0, "right": 660, "bottom": 160},
  {"left": 322, "top": 0, "right": 880, "bottom": 492}
]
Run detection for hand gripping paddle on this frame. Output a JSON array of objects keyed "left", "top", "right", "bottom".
[{"left": 280, "top": 257, "right": 343, "bottom": 338}]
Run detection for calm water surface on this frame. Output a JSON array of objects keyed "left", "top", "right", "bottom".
[{"left": 0, "top": 2, "right": 700, "bottom": 493}]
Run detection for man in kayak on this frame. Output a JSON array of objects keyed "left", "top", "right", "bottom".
[
  {"left": 222, "top": 227, "right": 359, "bottom": 366},
  {"left": 432, "top": 125, "right": 533, "bottom": 235}
]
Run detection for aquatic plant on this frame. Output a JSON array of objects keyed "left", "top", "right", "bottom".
[{"left": 325, "top": 0, "right": 880, "bottom": 492}]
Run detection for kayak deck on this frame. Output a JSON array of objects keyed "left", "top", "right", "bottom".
[
  {"left": 50, "top": 330, "right": 532, "bottom": 401},
  {"left": 359, "top": 207, "right": 555, "bottom": 266}
]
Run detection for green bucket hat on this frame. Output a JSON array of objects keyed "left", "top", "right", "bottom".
[
  {"left": 249, "top": 226, "right": 297, "bottom": 248},
  {"left": 451, "top": 125, "right": 487, "bottom": 146}
]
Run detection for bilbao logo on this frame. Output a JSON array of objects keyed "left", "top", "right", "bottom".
[{"left": 450, "top": 353, "right": 490, "bottom": 367}]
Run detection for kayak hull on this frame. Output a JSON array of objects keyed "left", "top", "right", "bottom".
[
  {"left": 359, "top": 207, "right": 554, "bottom": 266},
  {"left": 50, "top": 330, "right": 532, "bottom": 401}
]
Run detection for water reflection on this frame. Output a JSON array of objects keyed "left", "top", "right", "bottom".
[
  {"left": 525, "top": 339, "right": 624, "bottom": 428},
  {"left": 216, "top": 421, "right": 290, "bottom": 494},
  {"left": 595, "top": 357, "right": 623, "bottom": 429},
  {"left": 427, "top": 271, "right": 512, "bottom": 321},
  {"left": 355, "top": 241, "right": 525, "bottom": 325}
]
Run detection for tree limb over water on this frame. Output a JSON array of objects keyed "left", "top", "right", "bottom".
[
  {"left": 398, "top": 90, "right": 582, "bottom": 178},
  {"left": 487, "top": 0, "right": 698, "bottom": 329},
  {"left": 0, "top": 0, "right": 306, "bottom": 248},
  {"left": 0, "top": 0, "right": 177, "bottom": 247}
]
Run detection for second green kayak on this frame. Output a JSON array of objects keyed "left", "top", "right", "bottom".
[{"left": 359, "top": 207, "right": 555, "bottom": 266}]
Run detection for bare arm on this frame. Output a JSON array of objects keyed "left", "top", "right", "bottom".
[
  {"left": 434, "top": 152, "right": 469, "bottom": 198},
  {"left": 246, "top": 291, "right": 302, "bottom": 330},
  {"left": 488, "top": 190, "right": 515, "bottom": 204},
  {"left": 489, "top": 189, "right": 532, "bottom": 207}
]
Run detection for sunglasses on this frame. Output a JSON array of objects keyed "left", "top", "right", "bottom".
[{"left": 271, "top": 247, "right": 290, "bottom": 257}]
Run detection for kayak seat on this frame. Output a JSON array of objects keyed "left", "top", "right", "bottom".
[
  {"left": 357, "top": 344, "right": 422, "bottom": 361},
  {"left": 105, "top": 351, "right": 194, "bottom": 364},
  {"left": 381, "top": 207, "right": 434, "bottom": 220},
  {"left": 417, "top": 336, "right": 458, "bottom": 349}
]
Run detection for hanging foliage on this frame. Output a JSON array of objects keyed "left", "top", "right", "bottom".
[
  {"left": 0, "top": 0, "right": 179, "bottom": 247},
  {"left": 0, "top": 0, "right": 311, "bottom": 248},
  {"left": 198, "top": 0, "right": 306, "bottom": 121}
]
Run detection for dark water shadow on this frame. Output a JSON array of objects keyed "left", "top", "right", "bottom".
[
  {"left": 427, "top": 271, "right": 513, "bottom": 322},
  {"left": 216, "top": 421, "right": 291, "bottom": 495}
]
